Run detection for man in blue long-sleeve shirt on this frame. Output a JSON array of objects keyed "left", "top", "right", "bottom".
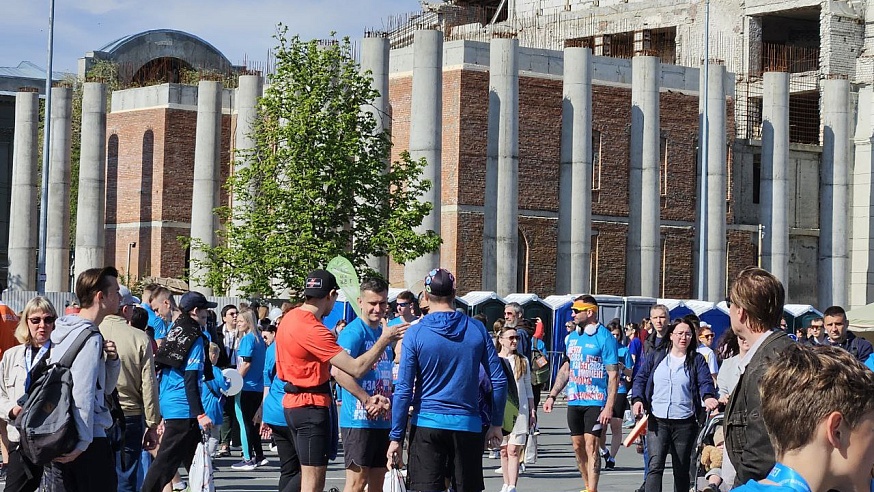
[{"left": 387, "top": 268, "right": 507, "bottom": 492}]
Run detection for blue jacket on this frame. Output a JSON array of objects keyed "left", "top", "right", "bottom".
[
  {"left": 631, "top": 349, "right": 717, "bottom": 416},
  {"left": 390, "top": 311, "right": 507, "bottom": 441}
]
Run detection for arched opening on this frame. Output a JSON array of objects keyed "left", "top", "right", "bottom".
[
  {"left": 131, "top": 57, "right": 193, "bottom": 85},
  {"left": 138, "top": 130, "right": 154, "bottom": 279}
]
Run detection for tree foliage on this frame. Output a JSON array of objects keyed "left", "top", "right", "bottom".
[{"left": 191, "top": 28, "right": 441, "bottom": 296}]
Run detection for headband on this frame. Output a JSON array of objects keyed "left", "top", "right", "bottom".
[{"left": 572, "top": 301, "right": 598, "bottom": 312}]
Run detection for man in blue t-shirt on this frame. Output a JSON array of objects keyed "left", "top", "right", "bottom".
[
  {"left": 148, "top": 286, "right": 175, "bottom": 346},
  {"left": 333, "top": 278, "right": 397, "bottom": 492},
  {"left": 543, "top": 295, "right": 619, "bottom": 492},
  {"left": 142, "top": 291, "right": 216, "bottom": 492}
]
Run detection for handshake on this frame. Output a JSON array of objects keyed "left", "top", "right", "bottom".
[{"left": 364, "top": 394, "right": 391, "bottom": 419}]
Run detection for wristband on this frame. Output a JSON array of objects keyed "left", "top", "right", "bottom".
[{"left": 546, "top": 395, "right": 555, "bottom": 401}]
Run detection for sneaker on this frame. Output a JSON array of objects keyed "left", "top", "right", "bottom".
[
  {"left": 231, "top": 459, "right": 257, "bottom": 471},
  {"left": 171, "top": 481, "right": 187, "bottom": 491},
  {"left": 489, "top": 449, "right": 500, "bottom": 459},
  {"left": 256, "top": 457, "right": 269, "bottom": 467},
  {"left": 213, "top": 447, "right": 231, "bottom": 458},
  {"left": 605, "top": 457, "right": 616, "bottom": 470},
  {"left": 495, "top": 466, "right": 503, "bottom": 474},
  {"left": 623, "top": 419, "right": 636, "bottom": 429},
  {"left": 519, "top": 463, "right": 526, "bottom": 473},
  {"left": 599, "top": 447, "right": 609, "bottom": 458},
  {"left": 269, "top": 443, "right": 278, "bottom": 453}
]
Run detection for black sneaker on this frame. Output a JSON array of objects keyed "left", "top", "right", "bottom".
[{"left": 604, "top": 456, "right": 616, "bottom": 470}]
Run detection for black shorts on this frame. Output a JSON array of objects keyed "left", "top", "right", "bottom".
[
  {"left": 341, "top": 428, "right": 390, "bottom": 469},
  {"left": 284, "top": 406, "right": 331, "bottom": 467},
  {"left": 612, "top": 394, "right": 629, "bottom": 419},
  {"left": 567, "top": 405, "right": 605, "bottom": 436},
  {"left": 407, "top": 426, "right": 483, "bottom": 492}
]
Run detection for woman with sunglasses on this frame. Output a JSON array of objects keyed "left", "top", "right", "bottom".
[
  {"left": 695, "top": 323, "right": 719, "bottom": 386},
  {"left": 496, "top": 326, "right": 535, "bottom": 492},
  {"left": 0, "top": 296, "right": 57, "bottom": 492},
  {"left": 631, "top": 319, "right": 719, "bottom": 492}
]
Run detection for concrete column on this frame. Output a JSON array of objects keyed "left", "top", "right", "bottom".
[
  {"left": 46, "top": 87, "right": 73, "bottom": 292},
  {"left": 760, "top": 72, "right": 790, "bottom": 285},
  {"left": 558, "top": 47, "right": 593, "bottom": 295},
  {"left": 820, "top": 78, "right": 850, "bottom": 308},
  {"left": 7, "top": 92, "right": 39, "bottom": 291},
  {"left": 75, "top": 83, "right": 107, "bottom": 279},
  {"left": 229, "top": 75, "right": 262, "bottom": 296},
  {"left": 705, "top": 64, "right": 727, "bottom": 301},
  {"left": 851, "top": 87, "right": 874, "bottom": 308},
  {"left": 404, "top": 30, "right": 442, "bottom": 290},
  {"left": 361, "top": 35, "right": 390, "bottom": 277},
  {"left": 189, "top": 81, "right": 223, "bottom": 295},
  {"left": 492, "top": 38, "right": 520, "bottom": 296},
  {"left": 627, "top": 56, "right": 661, "bottom": 297}
]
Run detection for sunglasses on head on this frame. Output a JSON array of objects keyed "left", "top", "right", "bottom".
[{"left": 28, "top": 316, "right": 56, "bottom": 325}]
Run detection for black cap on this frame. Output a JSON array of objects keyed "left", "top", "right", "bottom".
[
  {"left": 424, "top": 268, "right": 456, "bottom": 297},
  {"left": 304, "top": 269, "right": 339, "bottom": 298},
  {"left": 179, "top": 291, "right": 218, "bottom": 312}
]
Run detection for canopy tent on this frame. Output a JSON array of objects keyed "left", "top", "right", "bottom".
[
  {"left": 684, "top": 300, "right": 731, "bottom": 340},
  {"left": 848, "top": 303, "right": 874, "bottom": 332},
  {"left": 656, "top": 298, "right": 694, "bottom": 320},
  {"left": 783, "top": 304, "right": 823, "bottom": 331},
  {"left": 459, "top": 291, "right": 506, "bottom": 329}
]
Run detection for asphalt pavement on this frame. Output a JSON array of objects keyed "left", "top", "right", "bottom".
[{"left": 0, "top": 404, "right": 681, "bottom": 491}]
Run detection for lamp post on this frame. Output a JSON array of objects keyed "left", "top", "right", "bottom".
[
  {"left": 126, "top": 242, "right": 137, "bottom": 282},
  {"left": 37, "top": 0, "right": 56, "bottom": 294}
]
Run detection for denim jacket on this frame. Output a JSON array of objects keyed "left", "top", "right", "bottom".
[{"left": 631, "top": 348, "right": 718, "bottom": 420}]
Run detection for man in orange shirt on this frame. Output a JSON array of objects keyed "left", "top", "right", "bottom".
[{"left": 276, "top": 269, "right": 407, "bottom": 492}]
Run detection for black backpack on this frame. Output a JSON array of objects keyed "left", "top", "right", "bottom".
[{"left": 15, "top": 328, "right": 98, "bottom": 465}]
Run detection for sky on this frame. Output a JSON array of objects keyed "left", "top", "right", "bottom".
[{"left": 1, "top": 0, "right": 422, "bottom": 74}]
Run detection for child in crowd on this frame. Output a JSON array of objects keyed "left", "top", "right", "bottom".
[
  {"left": 202, "top": 343, "right": 231, "bottom": 457},
  {"left": 699, "top": 427, "right": 724, "bottom": 492},
  {"left": 732, "top": 344, "right": 874, "bottom": 492}
]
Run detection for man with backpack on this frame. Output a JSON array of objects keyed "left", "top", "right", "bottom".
[{"left": 41, "top": 266, "right": 122, "bottom": 491}]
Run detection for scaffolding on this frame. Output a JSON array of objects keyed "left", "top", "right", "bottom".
[{"left": 735, "top": 72, "right": 820, "bottom": 145}]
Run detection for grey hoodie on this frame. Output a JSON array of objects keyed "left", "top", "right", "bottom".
[{"left": 49, "top": 315, "right": 121, "bottom": 452}]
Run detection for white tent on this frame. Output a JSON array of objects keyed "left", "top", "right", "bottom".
[{"left": 847, "top": 303, "right": 874, "bottom": 331}]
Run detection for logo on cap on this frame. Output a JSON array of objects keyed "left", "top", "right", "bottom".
[{"left": 306, "top": 278, "right": 323, "bottom": 289}]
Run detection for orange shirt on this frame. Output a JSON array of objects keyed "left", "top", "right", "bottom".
[
  {"left": 0, "top": 304, "right": 20, "bottom": 359},
  {"left": 276, "top": 308, "right": 343, "bottom": 408}
]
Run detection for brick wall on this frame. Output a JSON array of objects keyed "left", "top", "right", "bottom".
[{"left": 106, "top": 105, "right": 231, "bottom": 281}]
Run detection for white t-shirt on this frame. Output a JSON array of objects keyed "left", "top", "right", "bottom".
[{"left": 696, "top": 345, "right": 719, "bottom": 375}]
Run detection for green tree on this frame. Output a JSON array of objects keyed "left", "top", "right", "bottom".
[{"left": 191, "top": 28, "right": 441, "bottom": 296}]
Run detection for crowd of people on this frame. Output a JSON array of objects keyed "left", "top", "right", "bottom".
[{"left": 0, "top": 264, "right": 872, "bottom": 492}]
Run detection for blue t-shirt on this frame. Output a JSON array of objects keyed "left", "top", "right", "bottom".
[
  {"left": 732, "top": 481, "right": 795, "bottom": 492},
  {"left": 564, "top": 325, "right": 619, "bottom": 407},
  {"left": 237, "top": 331, "right": 266, "bottom": 392},
  {"left": 617, "top": 345, "right": 633, "bottom": 394},
  {"left": 337, "top": 318, "right": 393, "bottom": 429},
  {"left": 262, "top": 343, "right": 286, "bottom": 427},
  {"left": 159, "top": 337, "right": 205, "bottom": 419},
  {"left": 144, "top": 304, "right": 169, "bottom": 340},
  {"left": 201, "top": 365, "right": 230, "bottom": 425}
]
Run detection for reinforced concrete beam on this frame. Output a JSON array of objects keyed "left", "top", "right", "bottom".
[
  {"left": 46, "top": 87, "right": 73, "bottom": 292},
  {"left": 760, "top": 72, "right": 790, "bottom": 287},
  {"left": 75, "top": 82, "right": 108, "bottom": 279}
]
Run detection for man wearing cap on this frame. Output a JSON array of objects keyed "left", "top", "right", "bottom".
[
  {"left": 100, "top": 286, "right": 161, "bottom": 492},
  {"left": 543, "top": 295, "right": 619, "bottom": 492},
  {"left": 386, "top": 268, "right": 508, "bottom": 492},
  {"left": 276, "top": 269, "right": 407, "bottom": 492},
  {"left": 142, "top": 291, "right": 216, "bottom": 492}
]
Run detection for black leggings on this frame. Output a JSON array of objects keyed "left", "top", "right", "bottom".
[
  {"left": 270, "top": 424, "right": 302, "bottom": 492},
  {"left": 241, "top": 390, "right": 265, "bottom": 460},
  {"left": 141, "top": 419, "right": 200, "bottom": 492},
  {"left": 5, "top": 446, "right": 42, "bottom": 492}
]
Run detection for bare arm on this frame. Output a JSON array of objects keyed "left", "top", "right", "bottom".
[
  {"left": 330, "top": 323, "right": 407, "bottom": 379},
  {"left": 604, "top": 365, "right": 619, "bottom": 411},
  {"left": 238, "top": 359, "right": 252, "bottom": 378},
  {"left": 550, "top": 360, "right": 570, "bottom": 396},
  {"left": 331, "top": 366, "right": 372, "bottom": 405}
]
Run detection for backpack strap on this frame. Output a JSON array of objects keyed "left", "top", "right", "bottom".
[{"left": 57, "top": 328, "right": 99, "bottom": 368}]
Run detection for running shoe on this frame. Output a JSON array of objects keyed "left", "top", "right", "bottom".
[
  {"left": 256, "top": 456, "right": 269, "bottom": 467},
  {"left": 171, "top": 480, "right": 187, "bottom": 491},
  {"left": 213, "top": 447, "right": 231, "bottom": 458},
  {"left": 605, "top": 456, "right": 616, "bottom": 470},
  {"left": 231, "top": 459, "right": 256, "bottom": 471}
]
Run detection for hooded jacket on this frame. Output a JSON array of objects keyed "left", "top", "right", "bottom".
[
  {"left": 390, "top": 311, "right": 507, "bottom": 441},
  {"left": 50, "top": 315, "right": 121, "bottom": 452}
]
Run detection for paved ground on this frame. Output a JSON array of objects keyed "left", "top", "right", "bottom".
[{"left": 1, "top": 405, "right": 682, "bottom": 491}]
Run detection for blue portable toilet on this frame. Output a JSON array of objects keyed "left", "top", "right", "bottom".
[
  {"left": 657, "top": 298, "right": 694, "bottom": 320},
  {"left": 543, "top": 295, "right": 575, "bottom": 354},
  {"left": 784, "top": 304, "right": 823, "bottom": 332},
  {"left": 504, "top": 293, "right": 553, "bottom": 352},
  {"left": 685, "top": 300, "right": 731, "bottom": 341},
  {"left": 594, "top": 295, "right": 624, "bottom": 325},
  {"left": 625, "top": 296, "right": 657, "bottom": 326},
  {"left": 459, "top": 291, "right": 506, "bottom": 329}
]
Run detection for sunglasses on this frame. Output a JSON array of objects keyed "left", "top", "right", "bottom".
[
  {"left": 28, "top": 316, "right": 56, "bottom": 325},
  {"left": 503, "top": 335, "right": 519, "bottom": 341},
  {"left": 701, "top": 334, "right": 714, "bottom": 339},
  {"left": 571, "top": 308, "right": 583, "bottom": 314},
  {"left": 397, "top": 302, "right": 411, "bottom": 308}
]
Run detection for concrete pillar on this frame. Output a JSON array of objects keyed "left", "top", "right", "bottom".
[
  {"left": 851, "top": 87, "right": 874, "bottom": 308},
  {"left": 627, "top": 56, "right": 661, "bottom": 297},
  {"left": 820, "top": 78, "right": 850, "bottom": 308},
  {"left": 189, "top": 81, "right": 223, "bottom": 295},
  {"left": 360, "top": 35, "right": 390, "bottom": 277},
  {"left": 7, "top": 92, "right": 39, "bottom": 291},
  {"left": 704, "top": 64, "right": 727, "bottom": 301},
  {"left": 229, "top": 75, "right": 262, "bottom": 296},
  {"left": 46, "top": 87, "right": 73, "bottom": 292},
  {"left": 75, "top": 83, "right": 107, "bottom": 279},
  {"left": 492, "top": 38, "right": 520, "bottom": 296},
  {"left": 760, "top": 72, "right": 790, "bottom": 285},
  {"left": 558, "top": 47, "right": 593, "bottom": 295},
  {"left": 404, "top": 30, "right": 442, "bottom": 290}
]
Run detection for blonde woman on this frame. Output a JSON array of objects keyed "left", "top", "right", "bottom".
[
  {"left": 231, "top": 309, "right": 267, "bottom": 471},
  {"left": 0, "top": 297, "right": 58, "bottom": 492},
  {"left": 496, "top": 326, "right": 535, "bottom": 492}
]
